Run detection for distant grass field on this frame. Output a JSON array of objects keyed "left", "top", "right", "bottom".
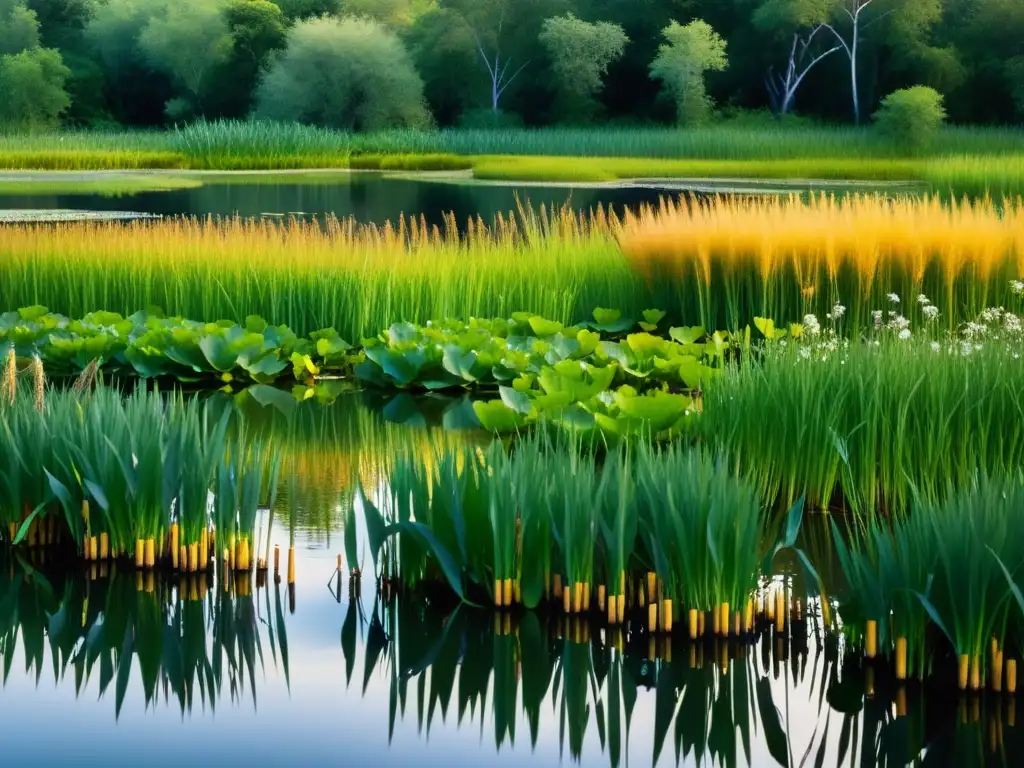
[
  {"left": 0, "top": 121, "right": 1021, "bottom": 194},
  {"left": 0, "top": 175, "right": 203, "bottom": 197}
]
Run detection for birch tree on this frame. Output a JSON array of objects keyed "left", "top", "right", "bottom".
[{"left": 754, "top": 1, "right": 841, "bottom": 115}]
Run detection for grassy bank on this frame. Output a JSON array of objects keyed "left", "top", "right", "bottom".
[{"left": 0, "top": 122, "right": 1022, "bottom": 194}]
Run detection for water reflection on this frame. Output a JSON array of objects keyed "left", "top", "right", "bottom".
[{"left": 0, "top": 175, "right": 668, "bottom": 228}]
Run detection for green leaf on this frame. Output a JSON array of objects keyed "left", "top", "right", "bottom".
[
  {"left": 593, "top": 308, "right": 621, "bottom": 325},
  {"left": 499, "top": 385, "right": 533, "bottom": 415},
  {"left": 13, "top": 503, "right": 46, "bottom": 545},
  {"left": 670, "top": 325, "right": 705, "bottom": 345},
  {"left": 642, "top": 309, "right": 666, "bottom": 326},
  {"left": 528, "top": 316, "right": 564, "bottom": 337}
]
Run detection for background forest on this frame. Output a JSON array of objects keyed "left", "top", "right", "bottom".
[{"left": 2, "top": 0, "right": 1022, "bottom": 131}]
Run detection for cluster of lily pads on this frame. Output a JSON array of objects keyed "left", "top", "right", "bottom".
[{"left": 2, "top": 306, "right": 739, "bottom": 440}]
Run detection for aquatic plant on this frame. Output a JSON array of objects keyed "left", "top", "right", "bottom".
[
  {"left": 620, "top": 194, "right": 1024, "bottom": 333},
  {"left": 700, "top": 333, "right": 1024, "bottom": 513}
]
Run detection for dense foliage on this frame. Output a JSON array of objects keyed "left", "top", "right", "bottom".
[{"left": 7, "top": 0, "right": 1024, "bottom": 129}]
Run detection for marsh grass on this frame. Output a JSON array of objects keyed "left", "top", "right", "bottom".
[
  {"left": 621, "top": 194, "right": 1024, "bottom": 332},
  {"left": 0, "top": 175, "right": 203, "bottom": 197},
  {"left": 0, "top": 208, "right": 641, "bottom": 339},
  {"left": 701, "top": 339, "right": 1024, "bottom": 513},
  {"left": 378, "top": 435, "right": 768, "bottom": 628},
  {"left": 0, "top": 122, "right": 1022, "bottom": 191}
]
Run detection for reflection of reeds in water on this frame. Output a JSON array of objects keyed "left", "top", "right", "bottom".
[
  {"left": 341, "top": 584, "right": 991, "bottom": 768},
  {"left": 0, "top": 555, "right": 290, "bottom": 716}
]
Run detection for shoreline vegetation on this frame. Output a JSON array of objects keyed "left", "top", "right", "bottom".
[{"left": 0, "top": 122, "right": 1021, "bottom": 195}]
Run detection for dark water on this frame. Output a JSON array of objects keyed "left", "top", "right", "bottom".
[
  {"left": 0, "top": 394, "right": 1020, "bottom": 767},
  {"left": 0, "top": 174, "right": 669, "bottom": 226}
]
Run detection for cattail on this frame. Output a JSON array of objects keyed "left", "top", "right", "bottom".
[
  {"left": 562, "top": 583, "right": 571, "bottom": 613},
  {"left": 1008, "top": 659, "right": 1018, "bottom": 694},
  {"left": 615, "top": 593, "right": 625, "bottom": 624},
  {"left": 971, "top": 655, "right": 982, "bottom": 691},
  {"left": 273, "top": 544, "right": 280, "bottom": 575},
  {"left": 503, "top": 578, "right": 513, "bottom": 608},
  {"left": 189, "top": 542, "right": 198, "bottom": 572},
  {"left": 688, "top": 608, "right": 698, "bottom": 639},
  {"left": 71, "top": 359, "right": 99, "bottom": 396},
  {"left": 959, "top": 654, "right": 970, "bottom": 691},
  {"left": 135, "top": 539, "right": 144, "bottom": 568},
  {"left": 287, "top": 546, "right": 295, "bottom": 584},
  {"left": 31, "top": 355, "right": 44, "bottom": 412},
  {"left": 597, "top": 585, "right": 606, "bottom": 613},
  {"left": 99, "top": 532, "right": 108, "bottom": 561},
  {"left": 895, "top": 637, "right": 907, "bottom": 680},
  {"left": 865, "top": 620, "right": 878, "bottom": 658},
  {"left": 179, "top": 546, "right": 187, "bottom": 573},
  {"left": 662, "top": 600, "right": 673, "bottom": 633},
  {"left": 493, "top": 579, "right": 502, "bottom": 608},
  {"left": 2, "top": 346, "right": 15, "bottom": 405},
  {"left": 720, "top": 602, "right": 730, "bottom": 636},
  {"left": 647, "top": 602, "right": 657, "bottom": 632},
  {"left": 994, "top": 651, "right": 1004, "bottom": 692},
  {"left": 171, "top": 524, "right": 179, "bottom": 569},
  {"left": 144, "top": 538, "right": 155, "bottom": 568}
]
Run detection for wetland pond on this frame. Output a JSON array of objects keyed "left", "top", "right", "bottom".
[
  {"left": 0, "top": 171, "right": 909, "bottom": 225},
  {"left": 0, "top": 392, "right": 1017, "bottom": 768}
]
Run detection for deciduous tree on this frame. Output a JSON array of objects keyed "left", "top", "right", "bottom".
[{"left": 649, "top": 19, "right": 727, "bottom": 125}]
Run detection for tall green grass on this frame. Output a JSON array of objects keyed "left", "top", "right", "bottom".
[
  {"left": 0, "top": 210, "right": 642, "bottom": 340},
  {"left": 700, "top": 339, "right": 1024, "bottom": 514}
]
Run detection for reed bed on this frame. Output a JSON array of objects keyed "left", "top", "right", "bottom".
[
  {"left": 701, "top": 336, "right": 1024, "bottom": 513},
  {"left": 372, "top": 438, "right": 786, "bottom": 642},
  {"left": 0, "top": 384, "right": 281, "bottom": 574},
  {"left": 832, "top": 475, "right": 1024, "bottom": 693},
  {"left": 620, "top": 194, "right": 1024, "bottom": 332},
  {"left": 0, "top": 208, "right": 639, "bottom": 339}
]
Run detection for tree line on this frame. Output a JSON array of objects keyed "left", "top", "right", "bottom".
[{"left": 2, "top": 0, "right": 1022, "bottom": 131}]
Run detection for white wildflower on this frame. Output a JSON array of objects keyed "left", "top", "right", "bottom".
[
  {"left": 803, "top": 314, "right": 821, "bottom": 337},
  {"left": 888, "top": 314, "right": 910, "bottom": 331},
  {"left": 826, "top": 302, "right": 846, "bottom": 321},
  {"left": 1004, "top": 314, "right": 1022, "bottom": 334},
  {"left": 871, "top": 310, "right": 883, "bottom": 329},
  {"left": 922, "top": 305, "right": 940, "bottom": 321},
  {"left": 930, "top": 341, "right": 941, "bottom": 352},
  {"left": 798, "top": 347, "right": 811, "bottom": 360},
  {"left": 1010, "top": 279, "right": 1024, "bottom": 295},
  {"left": 917, "top": 294, "right": 930, "bottom": 305},
  {"left": 960, "top": 341, "right": 973, "bottom": 356},
  {"left": 898, "top": 328, "right": 912, "bottom": 340},
  {"left": 887, "top": 293, "right": 900, "bottom": 304}
]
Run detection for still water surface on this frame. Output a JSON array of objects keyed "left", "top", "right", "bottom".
[
  {"left": 0, "top": 394, "right": 1018, "bottom": 767},
  {"left": 0, "top": 173, "right": 669, "bottom": 226}
]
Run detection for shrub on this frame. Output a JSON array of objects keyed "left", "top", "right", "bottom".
[
  {"left": 254, "top": 16, "right": 430, "bottom": 130},
  {"left": 873, "top": 87, "right": 947, "bottom": 153}
]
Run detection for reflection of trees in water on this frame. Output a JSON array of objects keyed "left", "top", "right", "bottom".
[
  {"left": 0, "top": 555, "right": 290, "bottom": 717},
  {"left": 339, "top": 583, "right": 1022, "bottom": 768}
]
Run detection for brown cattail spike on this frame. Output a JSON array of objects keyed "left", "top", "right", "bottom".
[{"left": 32, "top": 356, "right": 44, "bottom": 412}]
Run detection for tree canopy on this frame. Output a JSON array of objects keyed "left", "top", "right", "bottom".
[
  {"left": 9, "top": 0, "right": 1024, "bottom": 128},
  {"left": 254, "top": 15, "right": 429, "bottom": 130}
]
